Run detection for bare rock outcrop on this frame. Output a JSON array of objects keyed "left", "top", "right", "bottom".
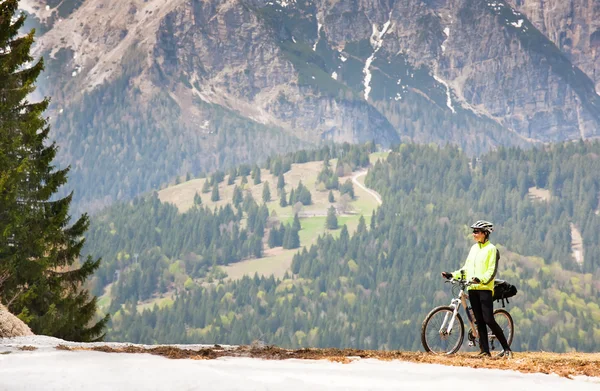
[{"left": 0, "top": 304, "right": 34, "bottom": 338}]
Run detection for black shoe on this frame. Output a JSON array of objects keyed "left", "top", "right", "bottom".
[
  {"left": 478, "top": 351, "right": 491, "bottom": 358},
  {"left": 495, "top": 350, "right": 513, "bottom": 359}
]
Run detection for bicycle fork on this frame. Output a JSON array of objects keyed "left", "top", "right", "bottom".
[{"left": 439, "top": 299, "right": 461, "bottom": 336}]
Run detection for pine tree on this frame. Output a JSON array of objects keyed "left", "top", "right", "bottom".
[
  {"left": 211, "top": 183, "right": 220, "bottom": 201},
  {"left": 340, "top": 179, "right": 355, "bottom": 199},
  {"left": 289, "top": 227, "right": 300, "bottom": 249},
  {"left": 357, "top": 215, "right": 366, "bottom": 234},
  {"left": 277, "top": 173, "right": 285, "bottom": 189},
  {"left": 227, "top": 174, "right": 235, "bottom": 186},
  {"left": 282, "top": 225, "right": 300, "bottom": 249},
  {"left": 262, "top": 181, "right": 271, "bottom": 203},
  {"left": 279, "top": 187, "right": 288, "bottom": 207},
  {"left": 202, "top": 179, "right": 211, "bottom": 193},
  {"left": 0, "top": 2, "right": 108, "bottom": 341},
  {"left": 326, "top": 206, "right": 338, "bottom": 229},
  {"left": 370, "top": 209, "right": 376, "bottom": 230},
  {"left": 328, "top": 190, "right": 335, "bottom": 203},
  {"left": 232, "top": 186, "right": 243, "bottom": 207},
  {"left": 252, "top": 165, "right": 261, "bottom": 185},
  {"left": 194, "top": 192, "right": 202, "bottom": 206},
  {"left": 292, "top": 213, "right": 301, "bottom": 231},
  {"left": 268, "top": 228, "right": 279, "bottom": 248}
]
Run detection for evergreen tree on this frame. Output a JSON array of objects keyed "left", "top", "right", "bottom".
[
  {"left": 202, "top": 179, "right": 211, "bottom": 193},
  {"left": 279, "top": 187, "right": 288, "bottom": 207},
  {"left": 211, "top": 184, "right": 220, "bottom": 202},
  {"left": 232, "top": 186, "right": 243, "bottom": 207},
  {"left": 356, "top": 215, "right": 367, "bottom": 234},
  {"left": 271, "top": 159, "right": 282, "bottom": 176},
  {"left": 268, "top": 228, "right": 280, "bottom": 248},
  {"left": 340, "top": 179, "right": 355, "bottom": 199},
  {"left": 328, "top": 191, "right": 335, "bottom": 203},
  {"left": 277, "top": 173, "right": 285, "bottom": 189},
  {"left": 0, "top": 2, "right": 108, "bottom": 341},
  {"left": 282, "top": 226, "right": 300, "bottom": 249},
  {"left": 193, "top": 192, "right": 202, "bottom": 206},
  {"left": 292, "top": 213, "right": 301, "bottom": 231},
  {"left": 262, "top": 182, "right": 271, "bottom": 203},
  {"left": 241, "top": 175, "right": 248, "bottom": 186},
  {"left": 295, "top": 182, "right": 312, "bottom": 205},
  {"left": 326, "top": 206, "right": 338, "bottom": 229},
  {"left": 252, "top": 165, "right": 261, "bottom": 185}
]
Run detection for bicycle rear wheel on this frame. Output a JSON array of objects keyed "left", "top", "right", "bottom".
[
  {"left": 490, "top": 308, "right": 514, "bottom": 347},
  {"left": 421, "top": 306, "right": 464, "bottom": 354}
]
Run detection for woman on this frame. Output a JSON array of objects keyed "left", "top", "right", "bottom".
[{"left": 441, "top": 220, "right": 513, "bottom": 358}]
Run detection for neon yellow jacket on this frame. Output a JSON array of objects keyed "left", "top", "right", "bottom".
[{"left": 452, "top": 241, "right": 498, "bottom": 292}]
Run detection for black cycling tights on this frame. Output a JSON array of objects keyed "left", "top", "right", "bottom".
[{"left": 468, "top": 290, "right": 510, "bottom": 353}]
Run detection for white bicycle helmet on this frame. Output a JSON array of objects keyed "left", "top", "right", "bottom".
[{"left": 470, "top": 220, "right": 494, "bottom": 234}]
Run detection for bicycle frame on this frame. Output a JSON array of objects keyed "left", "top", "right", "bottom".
[{"left": 439, "top": 283, "right": 479, "bottom": 341}]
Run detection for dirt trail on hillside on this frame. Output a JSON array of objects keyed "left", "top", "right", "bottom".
[{"left": 60, "top": 344, "right": 600, "bottom": 379}]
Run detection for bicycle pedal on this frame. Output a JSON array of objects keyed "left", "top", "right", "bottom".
[{"left": 468, "top": 341, "right": 475, "bottom": 347}]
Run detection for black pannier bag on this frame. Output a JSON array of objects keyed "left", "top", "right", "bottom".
[{"left": 493, "top": 280, "right": 517, "bottom": 307}]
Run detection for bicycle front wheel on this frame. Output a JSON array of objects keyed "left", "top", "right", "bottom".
[
  {"left": 421, "top": 306, "right": 464, "bottom": 354},
  {"left": 491, "top": 308, "right": 514, "bottom": 347}
]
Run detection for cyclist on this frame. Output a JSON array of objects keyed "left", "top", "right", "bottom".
[{"left": 441, "top": 220, "right": 513, "bottom": 359}]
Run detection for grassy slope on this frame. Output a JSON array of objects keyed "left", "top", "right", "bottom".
[
  {"left": 158, "top": 158, "right": 384, "bottom": 281},
  {"left": 106, "top": 154, "right": 389, "bottom": 312}
]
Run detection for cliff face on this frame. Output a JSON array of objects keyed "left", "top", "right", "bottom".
[
  {"left": 20, "top": 0, "right": 600, "bottom": 211},
  {"left": 508, "top": 0, "right": 600, "bottom": 90}
]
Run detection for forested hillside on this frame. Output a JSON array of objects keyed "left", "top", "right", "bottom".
[
  {"left": 82, "top": 144, "right": 376, "bottom": 313},
  {"left": 93, "top": 142, "right": 600, "bottom": 352}
]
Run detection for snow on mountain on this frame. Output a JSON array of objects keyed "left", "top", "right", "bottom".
[{"left": 1, "top": 336, "right": 599, "bottom": 391}]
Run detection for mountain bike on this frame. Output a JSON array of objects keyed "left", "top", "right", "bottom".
[{"left": 420, "top": 277, "right": 514, "bottom": 354}]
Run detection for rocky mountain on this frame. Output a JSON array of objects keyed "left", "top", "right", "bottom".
[{"left": 18, "top": 0, "right": 600, "bottom": 212}]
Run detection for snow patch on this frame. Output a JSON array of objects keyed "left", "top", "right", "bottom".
[
  {"left": 511, "top": 19, "right": 524, "bottom": 28},
  {"left": 444, "top": 27, "right": 450, "bottom": 37},
  {"left": 2, "top": 336, "right": 600, "bottom": 391},
  {"left": 313, "top": 22, "right": 322, "bottom": 51},
  {"left": 340, "top": 55, "right": 347, "bottom": 62},
  {"left": 364, "top": 13, "right": 393, "bottom": 101},
  {"left": 331, "top": 72, "right": 338, "bottom": 80},
  {"left": 363, "top": 54, "right": 376, "bottom": 100},
  {"left": 487, "top": 2, "right": 504, "bottom": 11},
  {"left": 292, "top": 36, "right": 296, "bottom": 43},
  {"left": 433, "top": 74, "right": 456, "bottom": 113},
  {"left": 271, "top": 0, "right": 296, "bottom": 7}
]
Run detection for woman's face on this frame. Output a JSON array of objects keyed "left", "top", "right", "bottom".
[{"left": 472, "top": 229, "right": 486, "bottom": 243}]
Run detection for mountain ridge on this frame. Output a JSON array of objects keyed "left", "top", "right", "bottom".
[{"left": 19, "top": 0, "right": 600, "bottom": 212}]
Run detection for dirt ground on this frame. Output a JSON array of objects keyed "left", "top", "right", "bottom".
[{"left": 60, "top": 344, "right": 600, "bottom": 379}]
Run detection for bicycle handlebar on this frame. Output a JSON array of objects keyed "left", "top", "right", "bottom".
[{"left": 445, "top": 278, "right": 473, "bottom": 288}]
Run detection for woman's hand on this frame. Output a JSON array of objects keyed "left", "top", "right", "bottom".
[{"left": 471, "top": 277, "right": 481, "bottom": 284}]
